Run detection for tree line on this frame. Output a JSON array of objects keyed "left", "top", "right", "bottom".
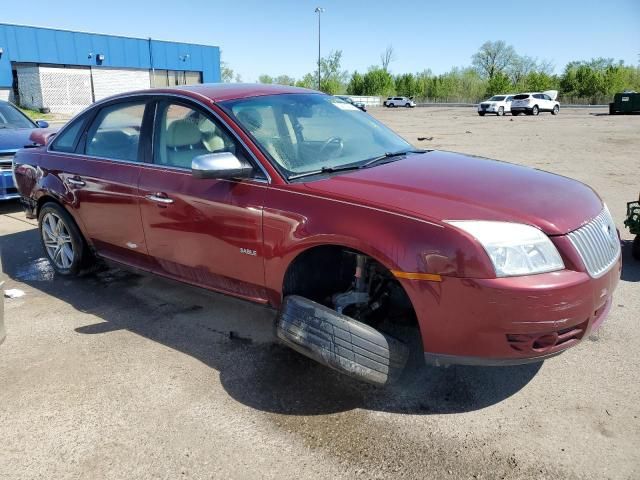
[{"left": 230, "top": 41, "right": 640, "bottom": 104}]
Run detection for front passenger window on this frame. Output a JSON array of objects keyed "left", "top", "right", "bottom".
[
  {"left": 154, "top": 102, "right": 237, "bottom": 169},
  {"left": 85, "top": 102, "right": 146, "bottom": 161}
]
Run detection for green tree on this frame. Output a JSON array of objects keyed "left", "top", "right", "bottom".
[
  {"left": 274, "top": 75, "right": 296, "bottom": 86},
  {"left": 347, "top": 71, "right": 365, "bottom": 95},
  {"left": 258, "top": 74, "right": 274, "bottom": 84},
  {"left": 522, "top": 71, "right": 556, "bottom": 92},
  {"left": 295, "top": 73, "right": 316, "bottom": 89},
  {"left": 221, "top": 62, "right": 234, "bottom": 83},
  {"left": 485, "top": 72, "right": 512, "bottom": 96},
  {"left": 362, "top": 67, "right": 395, "bottom": 96},
  {"left": 314, "top": 50, "right": 348, "bottom": 94},
  {"left": 395, "top": 73, "right": 419, "bottom": 97},
  {"left": 472, "top": 40, "right": 516, "bottom": 79}
]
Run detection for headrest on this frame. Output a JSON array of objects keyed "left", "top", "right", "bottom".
[{"left": 166, "top": 119, "right": 202, "bottom": 148}]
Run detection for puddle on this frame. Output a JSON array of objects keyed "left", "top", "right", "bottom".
[{"left": 14, "top": 257, "right": 55, "bottom": 282}]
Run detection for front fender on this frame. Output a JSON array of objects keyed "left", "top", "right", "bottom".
[{"left": 262, "top": 186, "right": 494, "bottom": 306}]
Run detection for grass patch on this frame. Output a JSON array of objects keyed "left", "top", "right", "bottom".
[{"left": 19, "top": 107, "right": 56, "bottom": 121}]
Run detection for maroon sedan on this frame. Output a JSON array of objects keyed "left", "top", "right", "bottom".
[{"left": 13, "top": 84, "right": 621, "bottom": 385}]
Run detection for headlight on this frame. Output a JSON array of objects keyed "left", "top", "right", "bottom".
[{"left": 447, "top": 221, "right": 564, "bottom": 277}]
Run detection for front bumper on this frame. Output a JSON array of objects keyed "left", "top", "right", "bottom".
[
  {"left": 478, "top": 105, "right": 505, "bottom": 113},
  {"left": 402, "top": 257, "right": 621, "bottom": 365},
  {"left": 0, "top": 170, "right": 20, "bottom": 200}
]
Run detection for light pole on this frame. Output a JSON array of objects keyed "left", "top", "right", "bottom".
[{"left": 314, "top": 7, "right": 324, "bottom": 91}]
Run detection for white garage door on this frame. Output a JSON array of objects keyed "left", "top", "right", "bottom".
[{"left": 91, "top": 68, "right": 151, "bottom": 101}]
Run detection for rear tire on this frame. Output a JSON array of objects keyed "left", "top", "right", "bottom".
[
  {"left": 531, "top": 105, "right": 539, "bottom": 116},
  {"left": 609, "top": 103, "right": 616, "bottom": 115},
  {"left": 38, "top": 202, "right": 90, "bottom": 276},
  {"left": 478, "top": 112, "right": 485, "bottom": 116},
  {"left": 276, "top": 295, "right": 410, "bottom": 386}
]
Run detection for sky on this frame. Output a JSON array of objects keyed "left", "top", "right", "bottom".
[{"left": 3, "top": 0, "right": 639, "bottom": 81}]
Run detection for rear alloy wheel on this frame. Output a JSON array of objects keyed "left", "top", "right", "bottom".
[
  {"left": 532, "top": 105, "right": 539, "bottom": 116},
  {"left": 39, "top": 203, "right": 88, "bottom": 276},
  {"left": 552, "top": 105, "right": 560, "bottom": 115},
  {"left": 497, "top": 106, "right": 504, "bottom": 116}
]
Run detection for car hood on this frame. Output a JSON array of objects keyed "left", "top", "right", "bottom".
[
  {"left": 0, "top": 128, "right": 40, "bottom": 152},
  {"left": 302, "top": 151, "right": 603, "bottom": 235}
]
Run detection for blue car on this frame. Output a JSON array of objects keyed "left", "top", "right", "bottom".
[{"left": 0, "top": 100, "right": 50, "bottom": 200}]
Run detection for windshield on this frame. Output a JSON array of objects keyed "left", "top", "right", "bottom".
[
  {"left": 221, "top": 94, "right": 412, "bottom": 177},
  {"left": 489, "top": 96, "right": 506, "bottom": 101},
  {"left": 0, "top": 102, "right": 36, "bottom": 129}
]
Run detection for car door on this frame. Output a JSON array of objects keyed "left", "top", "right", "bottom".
[
  {"left": 137, "top": 98, "right": 268, "bottom": 301},
  {"left": 52, "top": 98, "right": 152, "bottom": 269}
]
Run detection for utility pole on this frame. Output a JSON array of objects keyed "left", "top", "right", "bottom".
[{"left": 315, "top": 7, "right": 324, "bottom": 91}]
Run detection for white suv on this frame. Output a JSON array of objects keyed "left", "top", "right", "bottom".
[
  {"left": 384, "top": 96, "right": 416, "bottom": 108},
  {"left": 478, "top": 94, "right": 515, "bottom": 116},
  {"left": 510, "top": 90, "right": 560, "bottom": 116}
]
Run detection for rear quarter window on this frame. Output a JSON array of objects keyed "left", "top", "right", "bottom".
[{"left": 49, "top": 117, "right": 86, "bottom": 153}]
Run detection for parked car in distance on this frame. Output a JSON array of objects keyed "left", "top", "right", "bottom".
[
  {"left": 510, "top": 91, "right": 560, "bottom": 116},
  {"left": 14, "top": 84, "right": 620, "bottom": 386},
  {"left": 384, "top": 96, "right": 416, "bottom": 108},
  {"left": 0, "top": 100, "right": 52, "bottom": 200},
  {"left": 477, "top": 94, "right": 515, "bottom": 116},
  {"left": 609, "top": 91, "right": 640, "bottom": 114},
  {"left": 335, "top": 95, "right": 367, "bottom": 112}
]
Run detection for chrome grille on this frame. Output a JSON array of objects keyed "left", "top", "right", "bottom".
[
  {"left": 568, "top": 207, "right": 620, "bottom": 278},
  {"left": 0, "top": 154, "right": 14, "bottom": 172}
]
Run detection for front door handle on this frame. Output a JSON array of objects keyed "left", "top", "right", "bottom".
[
  {"left": 145, "top": 193, "right": 174, "bottom": 205},
  {"left": 67, "top": 176, "right": 85, "bottom": 187}
]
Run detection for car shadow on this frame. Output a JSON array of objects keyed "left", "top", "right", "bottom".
[
  {"left": 0, "top": 227, "right": 541, "bottom": 416},
  {"left": 621, "top": 239, "right": 639, "bottom": 282},
  {"left": 0, "top": 199, "right": 24, "bottom": 215}
]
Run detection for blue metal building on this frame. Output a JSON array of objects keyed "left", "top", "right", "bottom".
[{"left": 0, "top": 23, "right": 220, "bottom": 113}]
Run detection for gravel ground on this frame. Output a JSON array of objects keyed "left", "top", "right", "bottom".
[{"left": 0, "top": 107, "right": 638, "bottom": 480}]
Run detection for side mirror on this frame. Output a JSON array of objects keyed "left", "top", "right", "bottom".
[
  {"left": 35, "top": 120, "right": 49, "bottom": 128},
  {"left": 191, "top": 152, "right": 253, "bottom": 180}
]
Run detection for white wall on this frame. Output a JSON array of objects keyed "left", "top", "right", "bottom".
[
  {"left": 38, "top": 66, "right": 93, "bottom": 115},
  {"left": 91, "top": 68, "right": 151, "bottom": 101},
  {"left": 0, "top": 89, "right": 12, "bottom": 102}
]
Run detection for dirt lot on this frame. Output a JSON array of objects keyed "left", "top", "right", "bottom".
[{"left": 1, "top": 107, "right": 638, "bottom": 480}]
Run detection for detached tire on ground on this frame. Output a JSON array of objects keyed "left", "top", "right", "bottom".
[{"left": 276, "top": 295, "right": 409, "bottom": 386}]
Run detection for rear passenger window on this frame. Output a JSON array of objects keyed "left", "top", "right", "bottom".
[
  {"left": 85, "top": 102, "right": 146, "bottom": 161},
  {"left": 49, "top": 117, "right": 85, "bottom": 153}
]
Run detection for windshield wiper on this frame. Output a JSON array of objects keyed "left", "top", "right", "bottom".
[
  {"left": 288, "top": 163, "right": 362, "bottom": 180},
  {"left": 287, "top": 149, "right": 429, "bottom": 181},
  {"left": 360, "top": 149, "right": 428, "bottom": 168}
]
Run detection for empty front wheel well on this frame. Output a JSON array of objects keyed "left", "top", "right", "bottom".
[{"left": 282, "top": 245, "right": 421, "bottom": 347}]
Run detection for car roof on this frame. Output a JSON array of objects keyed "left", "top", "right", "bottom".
[{"left": 122, "top": 83, "right": 317, "bottom": 103}]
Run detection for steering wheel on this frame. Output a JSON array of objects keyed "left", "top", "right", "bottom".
[{"left": 319, "top": 136, "right": 344, "bottom": 158}]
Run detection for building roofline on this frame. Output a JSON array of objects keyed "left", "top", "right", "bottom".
[{"left": 0, "top": 22, "right": 220, "bottom": 49}]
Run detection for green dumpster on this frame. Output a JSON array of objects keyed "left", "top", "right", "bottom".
[{"left": 609, "top": 92, "right": 640, "bottom": 114}]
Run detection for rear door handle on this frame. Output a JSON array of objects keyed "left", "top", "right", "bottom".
[
  {"left": 67, "top": 176, "right": 85, "bottom": 187},
  {"left": 145, "top": 193, "right": 174, "bottom": 205}
]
